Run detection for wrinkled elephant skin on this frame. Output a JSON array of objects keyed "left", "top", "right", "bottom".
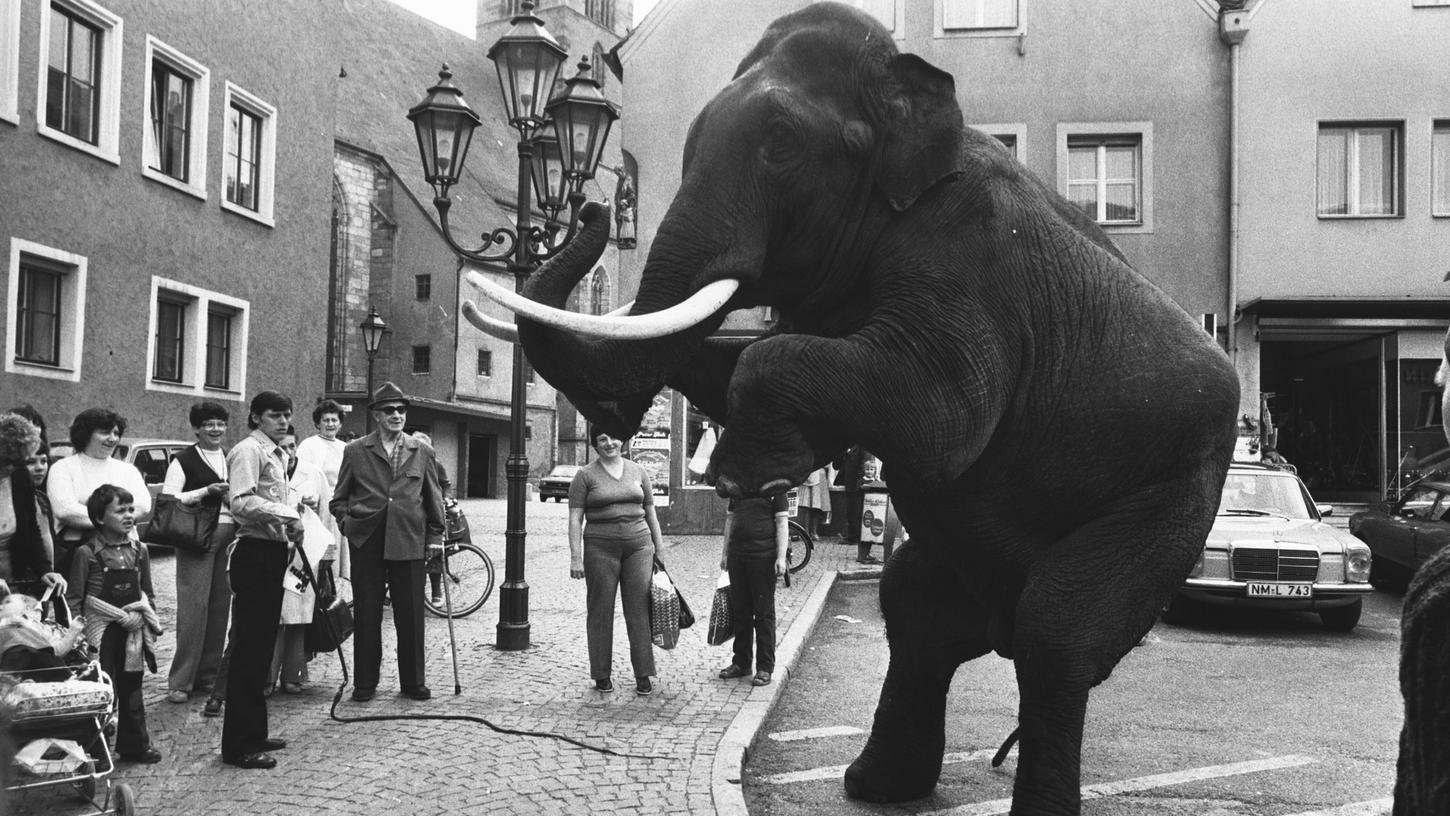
[{"left": 512, "top": 4, "right": 1239, "bottom": 814}]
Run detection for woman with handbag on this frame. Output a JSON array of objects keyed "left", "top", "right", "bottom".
[{"left": 160, "top": 401, "right": 234, "bottom": 705}]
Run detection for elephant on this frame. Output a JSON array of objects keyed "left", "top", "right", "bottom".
[
  {"left": 1391, "top": 326, "right": 1450, "bottom": 816},
  {"left": 466, "top": 4, "right": 1239, "bottom": 813}
]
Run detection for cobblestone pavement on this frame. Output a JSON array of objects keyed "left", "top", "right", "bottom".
[{"left": 10, "top": 498, "right": 862, "bottom": 816}]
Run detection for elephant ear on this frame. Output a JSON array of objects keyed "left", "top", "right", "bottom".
[{"left": 875, "top": 54, "right": 965, "bottom": 212}]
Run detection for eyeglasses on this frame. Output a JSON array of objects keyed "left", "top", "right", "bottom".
[{"left": 378, "top": 405, "right": 408, "bottom": 415}]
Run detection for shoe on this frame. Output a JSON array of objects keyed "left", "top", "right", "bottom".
[
  {"left": 166, "top": 689, "right": 189, "bottom": 704},
  {"left": 430, "top": 593, "right": 444, "bottom": 606},
  {"left": 402, "top": 685, "right": 432, "bottom": 701},
  {"left": 718, "top": 664, "right": 749, "bottom": 680},
  {"left": 203, "top": 697, "right": 223, "bottom": 717},
  {"left": 594, "top": 678, "right": 614, "bottom": 692},
  {"left": 752, "top": 671, "right": 773, "bottom": 687},
  {"left": 856, "top": 555, "right": 882, "bottom": 565},
  {"left": 635, "top": 677, "right": 653, "bottom": 696},
  {"left": 120, "top": 747, "right": 162, "bottom": 764},
  {"left": 223, "top": 752, "right": 276, "bottom": 770},
  {"left": 260, "top": 737, "right": 287, "bottom": 751},
  {"left": 282, "top": 682, "right": 304, "bottom": 694},
  {"left": 351, "top": 687, "right": 376, "bottom": 702}
]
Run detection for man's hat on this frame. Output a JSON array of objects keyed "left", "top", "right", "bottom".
[{"left": 369, "top": 381, "right": 411, "bottom": 410}]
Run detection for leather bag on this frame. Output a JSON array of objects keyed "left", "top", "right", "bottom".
[{"left": 142, "top": 495, "right": 220, "bottom": 553}]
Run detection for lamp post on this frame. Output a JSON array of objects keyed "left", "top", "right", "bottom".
[
  {"left": 408, "top": 1, "right": 618, "bottom": 651},
  {"left": 359, "top": 306, "right": 388, "bottom": 432}
]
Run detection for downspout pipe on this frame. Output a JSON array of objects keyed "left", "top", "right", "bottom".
[{"left": 1219, "top": 5, "right": 1249, "bottom": 367}]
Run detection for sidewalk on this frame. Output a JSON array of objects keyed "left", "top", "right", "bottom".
[{"left": 10, "top": 498, "right": 868, "bottom": 816}]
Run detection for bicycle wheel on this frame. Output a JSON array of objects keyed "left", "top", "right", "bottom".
[
  {"left": 423, "top": 543, "right": 495, "bottom": 618},
  {"left": 786, "top": 520, "right": 813, "bottom": 574}
]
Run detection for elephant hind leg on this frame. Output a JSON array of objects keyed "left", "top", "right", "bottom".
[{"left": 844, "top": 540, "right": 989, "bottom": 803}]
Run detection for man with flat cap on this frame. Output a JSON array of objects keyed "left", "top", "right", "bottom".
[{"left": 331, "top": 382, "right": 445, "bottom": 701}]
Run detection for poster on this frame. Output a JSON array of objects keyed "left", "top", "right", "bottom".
[{"left": 630, "top": 430, "right": 671, "bottom": 507}]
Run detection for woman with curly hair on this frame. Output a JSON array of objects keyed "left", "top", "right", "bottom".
[
  {"left": 47, "top": 408, "right": 151, "bottom": 578},
  {"left": 0, "top": 413, "right": 66, "bottom": 598}
]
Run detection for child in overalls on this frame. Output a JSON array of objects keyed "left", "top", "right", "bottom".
[{"left": 66, "top": 484, "right": 162, "bottom": 764}]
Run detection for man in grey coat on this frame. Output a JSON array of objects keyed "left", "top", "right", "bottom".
[{"left": 330, "top": 382, "right": 445, "bottom": 702}]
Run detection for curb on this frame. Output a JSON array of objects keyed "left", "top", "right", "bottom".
[{"left": 710, "top": 566, "right": 845, "bottom": 816}]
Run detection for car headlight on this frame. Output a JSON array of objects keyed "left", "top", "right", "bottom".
[{"left": 1345, "top": 544, "right": 1372, "bottom": 583}]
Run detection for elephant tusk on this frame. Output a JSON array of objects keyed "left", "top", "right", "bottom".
[
  {"left": 466, "top": 271, "right": 740, "bottom": 339},
  {"left": 462, "top": 300, "right": 519, "bottom": 344}
]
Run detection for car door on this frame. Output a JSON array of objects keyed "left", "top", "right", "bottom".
[
  {"left": 1413, "top": 488, "right": 1450, "bottom": 570},
  {"left": 1372, "top": 487, "right": 1440, "bottom": 569}
]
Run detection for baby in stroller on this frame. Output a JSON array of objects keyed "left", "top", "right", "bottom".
[{"left": 65, "top": 484, "right": 163, "bottom": 765}]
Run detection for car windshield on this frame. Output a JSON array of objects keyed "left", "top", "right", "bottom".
[
  {"left": 548, "top": 466, "right": 581, "bottom": 479},
  {"left": 1218, "top": 472, "right": 1314, "bottom": 519}
]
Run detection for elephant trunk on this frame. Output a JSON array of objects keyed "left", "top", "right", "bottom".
[{"left": 516, "top": 203, "right": 729, "bottom": 436}]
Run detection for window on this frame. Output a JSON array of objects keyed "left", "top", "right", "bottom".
[
  {"left": 415, "top": 274, "right": 431, "bottom": 300},
  {"left": 1057, "top": 122, "right": 1154, "bottom": 232},
  {"left": 412, "top": 345, "right": 431, "bottom": 375},
  {"left": 1433, "top": 122, "right": 1450, "bottom": 217},
  {"left": 1, "top": 0, "right": 20, "bottom": 123},
  {"left": 153, "top": 296, "right": 186, "bottom": 382},
  {"left": 146, "top": 276, "right": 248, "bottom": 395},
  {"left": 205, "top": 308, "right": 233, "bottom": 388},
  {"left": 222, "top": 83, "right": 277, "bottom": 225},
  {"left": 971, "top": 123, "right": 1026, "bottom": 161},
  {"left": 7, "top": 239, "right": 87, "bottom": 382},
  {"left": 940, "top": 0, "right": 1018, "bottom": 32},
  {"left": 1317, "top": 123, "right": 1401, "bottom": 218},
  {"left": 585, "top": 0, "right": 613, "bottom": 28},
  {"left": 37, "top": 0, "right": 122, "bottom": 163},
  {"left": 477, "top": 348, "right": 492, "bottom": 377},
  {"left": 142, "top": 37, "right": 209, "bottom": 197}
]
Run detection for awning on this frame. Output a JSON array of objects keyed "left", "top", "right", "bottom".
[{"left": 1239, "top": 297, "right": 1450, "bottom": 321}]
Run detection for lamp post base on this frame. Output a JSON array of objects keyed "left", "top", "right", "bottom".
[
  {"left": 495, "top": 579, "right": 530, "bottom": 650},
  {"left": 496, "top": 616, "right": 530, "bottom": 651}
]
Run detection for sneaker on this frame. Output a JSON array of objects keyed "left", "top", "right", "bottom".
[
  {"left": 718, "top": 664, "right": 749, "bottom": 680},
  {"left": 203, "top": 697, "right": 223, "bottom": 717},
  {"left": 166, "top": 689, "right": 189, "bottom": 704},
  {"left": 594, "top": 678, "right": 614, "bottom": 693},
  {"left": 635, "top": 677, "right": 654, "bottom": 696}
]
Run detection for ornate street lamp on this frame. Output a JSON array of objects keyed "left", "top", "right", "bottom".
[
  {"left": 408, "top": 1, "right": 619, "bottom": 651},
  {"left": 359, "top": 306, "right": 388, "bottom": 432}
]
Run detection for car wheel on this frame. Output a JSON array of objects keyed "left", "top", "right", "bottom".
[{"left": 1319, "top": 599, "right": 1362, "bottom": 632}]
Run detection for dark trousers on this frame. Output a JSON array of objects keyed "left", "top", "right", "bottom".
[
  {"left": 97, "top": 624, "right": 150, "bottom": 756},
  {"left": 843, "top": 491, "right": 864, "bottom": 544},
  {"left": 350, "top": 527, "right": 425, "bottom": 692},
  {"left": 726, "top": 554, "right": 778, "bottom": 673},
  {"left": 222, "top": 537, "right": 286, "bottom": 759}
]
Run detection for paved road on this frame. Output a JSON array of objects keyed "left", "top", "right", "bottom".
[
  {"left": 8, "top": 499, "right": 858, "bottom": 816},
  {"left": 746, "top": 578, "right": 1403, "bottom": 816}
]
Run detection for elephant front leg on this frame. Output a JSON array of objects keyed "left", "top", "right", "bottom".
[{"left": 845, "top": 541, "right": 990, "bottom": 802}]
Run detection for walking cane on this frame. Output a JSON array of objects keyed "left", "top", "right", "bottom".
[{"left": 440, "top": 505, "right": 463, "bottom": 695}]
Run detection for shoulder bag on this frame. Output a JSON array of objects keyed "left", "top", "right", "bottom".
[{"left": 143, "top": 494, "right": 220, "bottom": 553}]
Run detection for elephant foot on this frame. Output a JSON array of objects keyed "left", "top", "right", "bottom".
[{"left": 843, "top": 742, "right": 942, "bottom": 802}]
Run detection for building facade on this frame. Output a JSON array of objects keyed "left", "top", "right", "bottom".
[{"left": 616, "top": 0, "right": 1450, "bottom": 530}]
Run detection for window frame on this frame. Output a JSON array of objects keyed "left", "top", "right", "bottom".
[
  {"left": 415, "top": 274, "right": 431, "bottom": 301},
  {"left": 141, "top": 36, "right": 209, "bottom": 199},
  {"left": 1316, "top": 121, "right": 1403, "bottom": 219},
  {"left": 36, "top": 0, "right": 123, "bottom": 164},
  {"left": 1432, "top": 121, "right": 1450, "bottom": 218},
  {"left": 6, "top": 238, "right": 87, "bottom": 382},
  {"left": 1056, "top": 122, "right": 1154, "bottom": 234},
  {"left": 937, "top": 0, "right": 1022, "bottom": 37},
  {"left": 971, "top": 122, "right": 1027, "bottom": 162},
  {"left": 152, "top": 293, "right": 188, "bottom": 383},
  {"left": 145, "top": 276, "right": 249, "bottom": 396},
  {"left": 476, "top": 347, "right": 492, "bottom": 378},
  {"left": 222, "top": 82, "right": 277, "bottom": 226},
  {"left": 412, "top": 344, "right": 431, "bottom": 375},
  {"left": 204, "top": 305, "right": 235, "bottom": 389},
  {"left": 1, "top": 0, "right": 20, "bottom": 124}
]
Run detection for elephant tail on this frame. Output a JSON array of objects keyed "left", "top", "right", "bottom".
[{"left": 991, "top": 726, "right": 1020, "bottom": 768}]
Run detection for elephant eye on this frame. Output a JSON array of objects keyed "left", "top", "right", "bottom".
[{"left": 761, "top": 121, "right": 798, "bottom": 165}]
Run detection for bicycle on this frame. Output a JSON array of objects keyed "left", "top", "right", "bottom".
[
  {"left": 786, "top": 519, "right": 814, "bottom": 574},
  {"left": 423, "top": 502, "right": 496, "bottom": 618}
]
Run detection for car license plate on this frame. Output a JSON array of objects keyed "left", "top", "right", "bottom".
[{"left": 1246, "top": 582, "right": 1312, "bottom": 598}]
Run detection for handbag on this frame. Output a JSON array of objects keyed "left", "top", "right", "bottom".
[
  {"left": 707, "top": 572, "right": 733, "bottom": 646},
  {"left": 306, "top": 596, "right": 355, "bottom": 653},
  {"left": 653, "top": 555, "right": 695, "bottom": 630},
  {"left": 142, "top": 494, "right": 219, "bottom": 553},
  {"left": 648, "top": 556, "right": 682, "bottom": 650}
]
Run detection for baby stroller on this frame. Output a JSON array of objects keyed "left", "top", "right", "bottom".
[{"left": 0, "top": 586, "right": 136, "bottom": 815}]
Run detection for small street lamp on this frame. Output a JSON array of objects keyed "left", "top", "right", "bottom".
[
  {"left": 408, "top": 0, "right": 618, "bottom": 651},
  {"left": 360, "top": 306, "right": 387, "bottom": 432}
]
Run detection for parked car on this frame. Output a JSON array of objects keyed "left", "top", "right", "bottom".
[
  {"left": 538, "top": 464, "right": 582, "bottom": 502},
  {"left": 1167, "top": 463, "right": 1374, "bottom": 631},
  {"left": 1348, "top": 480, "right": 1450, "bottom": 587}
]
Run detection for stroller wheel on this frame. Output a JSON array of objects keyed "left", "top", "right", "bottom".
[{"left": 107, "top": 781, "right": 136, "bottom": 816}]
